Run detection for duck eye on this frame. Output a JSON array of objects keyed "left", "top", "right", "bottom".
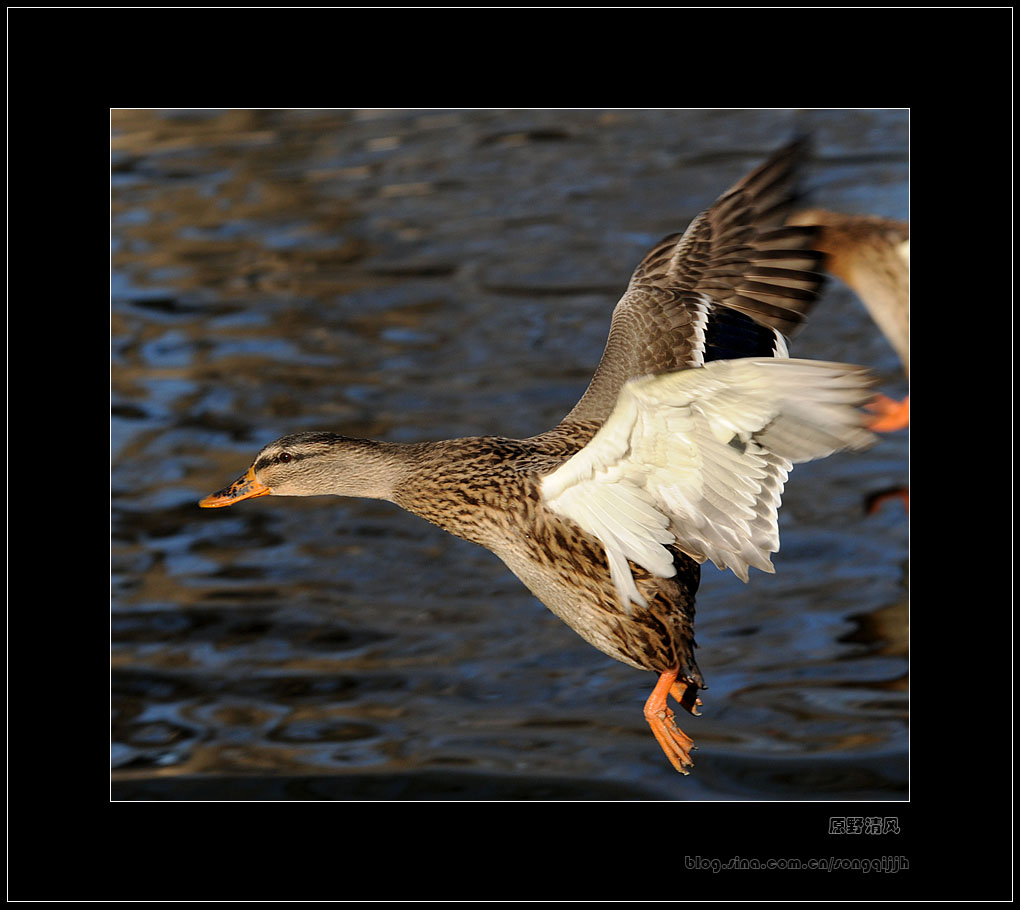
[{"left": 279, "top": 452, "right": 292, "bottom": 464}]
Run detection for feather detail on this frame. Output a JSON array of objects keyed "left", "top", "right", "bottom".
[
  {"left": 562, "top": 141, "right": 826, "bottom": 426},
  {"left": 541, "top": 358, "right": 876, "bottom": 607}
]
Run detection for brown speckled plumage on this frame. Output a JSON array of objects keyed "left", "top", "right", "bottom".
[
  {"left": 200, "top": 142, "right": 877, "bottom": 774},
  {"left": 388, "top": 432, "right": 704, "bottom": 682},
  {"left": 786, "top": 208, "right": 909, "bottom": 375}
]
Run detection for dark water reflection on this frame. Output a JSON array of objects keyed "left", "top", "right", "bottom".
[{"left": 111, "top": 109, "right": 908, "bottom": 801}]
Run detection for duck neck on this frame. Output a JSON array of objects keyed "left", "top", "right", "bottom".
[
  {"left": 295, "top": 437, "right": 426, "bottom": 502},
  {"left": 387, "top": 436, "right": 521, "bottom": 548}
]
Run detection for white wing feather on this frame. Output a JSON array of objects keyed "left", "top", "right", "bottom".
[{"left": 541, "top": 358, "right": 875, "bottom": 608}]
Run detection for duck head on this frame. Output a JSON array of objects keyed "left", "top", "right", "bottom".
[{"left": 199, "top": 432, "right": 407, "bottom": 507}]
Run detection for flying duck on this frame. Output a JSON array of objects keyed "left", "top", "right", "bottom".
[{"left": 200, "top": 141, "right": 875, "bottom": 773}]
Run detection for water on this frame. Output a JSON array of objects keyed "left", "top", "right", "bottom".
[{"left": 111, "top": 109, "right": 908, "bottom": 801}]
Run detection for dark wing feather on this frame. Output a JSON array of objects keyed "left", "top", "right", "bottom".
[{"left": 560, "top": 140, "right": 827, "bottom": 427}]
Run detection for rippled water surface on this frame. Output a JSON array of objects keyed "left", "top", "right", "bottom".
[{"left": 111, "top": 109, "right": 908, "bottom": 801}]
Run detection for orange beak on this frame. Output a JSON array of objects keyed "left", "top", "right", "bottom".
[{"left": 199, "top": 465, "right": 272, "bottom": 508}]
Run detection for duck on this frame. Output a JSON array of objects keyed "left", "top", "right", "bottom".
[
  {"left": 785, "top": 208, "right": 909, "bottom": 514},
  {"left": 786, "top": 208, "right": 909, "bottom": 433},
  {"left": 200, "top": 141, "right": 876, "bottom": 774}
]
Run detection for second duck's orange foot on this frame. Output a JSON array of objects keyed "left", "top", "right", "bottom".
[
  {"left": 644, "top": 668, "right": 698, "bottom": 774},
  {"left": 866, "top": 393, "right": 909, "bottom": 432},
  {"left": 866, "top": 485, "right": 910, "bottom": 515}
]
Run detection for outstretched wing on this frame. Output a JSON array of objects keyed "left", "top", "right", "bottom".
[
  {"left": 563, "top": 140, "right": 827, "bottom": 426},
  {"left": 542, "top": 358, "right": 875, "bottom": 609}
]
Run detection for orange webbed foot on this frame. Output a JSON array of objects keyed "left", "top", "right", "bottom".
[
  {"left": 644, "top": 669, "right": 701, "bottom": 774},
  {"left": 866, "top": 393, "right": 909, "bottom": 432}
]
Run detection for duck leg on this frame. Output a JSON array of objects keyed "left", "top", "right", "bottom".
[
  {"left": 865, "top": 486, "right": 910, "bottom": 514},
  {"left": 643, "top": 667, "right": 699, "bottom": 774},
  {"left": 863, "top": 393, "right": 908, "bottom": 511},
  {"left": 866, "top": 393, "right": 909, "bottom": 432},
  {"left": 670, "top": 678, "right": 703, "bottom": 716}
]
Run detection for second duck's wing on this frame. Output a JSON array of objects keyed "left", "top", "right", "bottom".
[
  {"left": 562, "top": 140, "right": 828, "bottom": 426},
  {"left": 786, "top": 208, "right": 909, "bottom": 375}
]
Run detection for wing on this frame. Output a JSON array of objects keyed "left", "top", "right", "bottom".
[
  {"left": 541, "top": 358, "right": 876, "bottom": 609},
  {"left": 562, "top": 140, "right": 827, "bottom": 426},
  {"left": 787, "top": 208, "right": 910, "bottom": 374}
]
